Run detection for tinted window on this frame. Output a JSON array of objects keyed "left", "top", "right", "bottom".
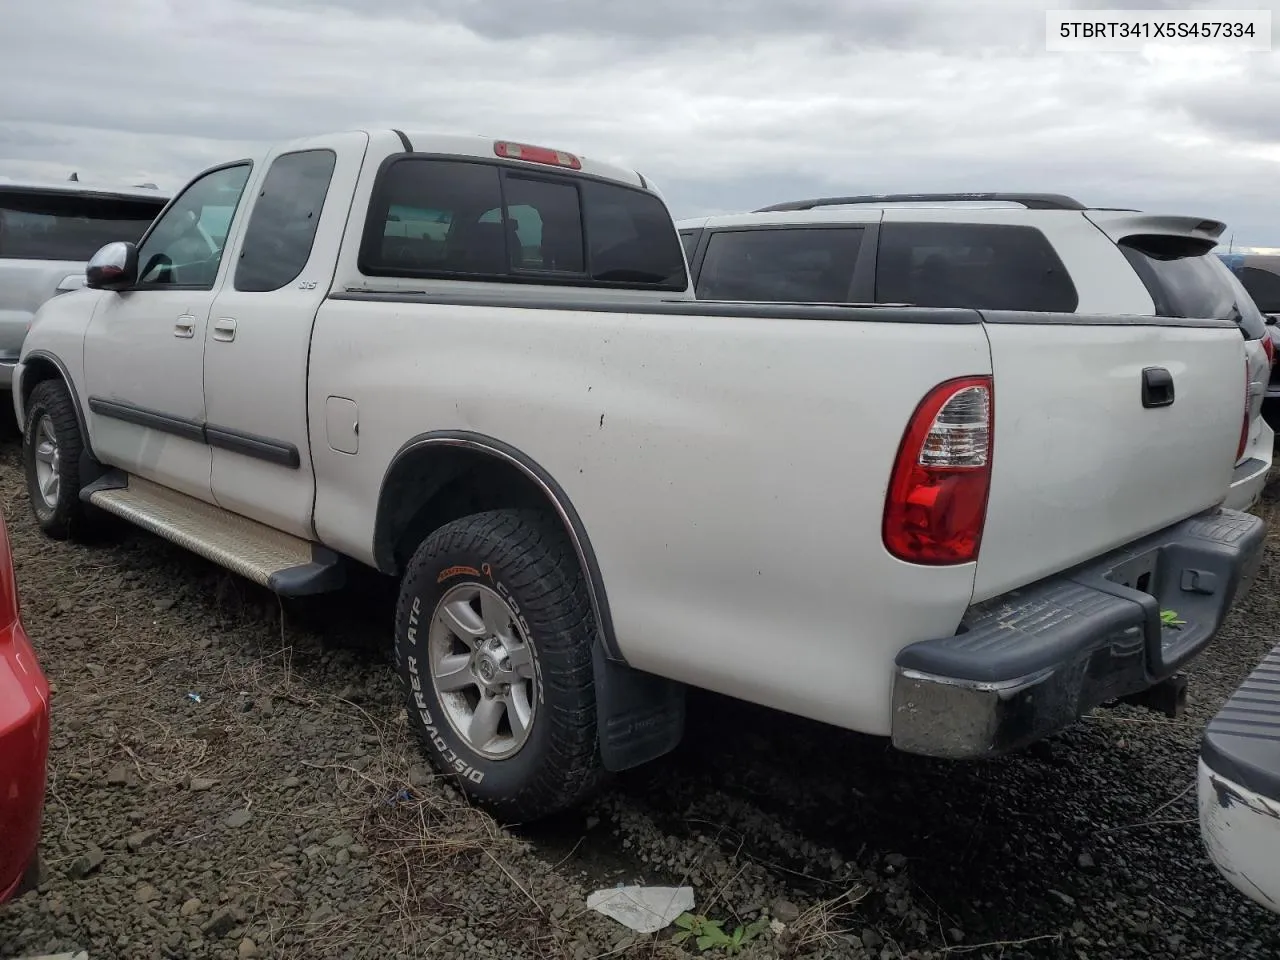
[
  {"left": 875, "top": 222, "right": 1079, "bottom": 312},
  {"left": 500, "top": 176, "right": 584, "bottom": 274},
  {"left": 695, "top": 228, "right": 864, "bottom": 302},
  {"left": 361, "top": 157, "right": 687, "bottom": 290},
  {"left": 137, "top": 164, "right": 252, "bottom": 289},
  {"left": 234, "top": 150, "right": 336, "bottom": 292},
  {"left": 0, "top": 190, "right": 164, "bottom": 261},
  {"left": 580, "top": 179, "right": 686, "bottom": 287},
  {"left": 1121, "top": 237, "right": 1266, "bottom": 338},
  {"left": 679, "top": 231, "right": 699, "bottom": 261},
  {"left": 1238, "top": 265, "right": 1280, "bottom": 314}
]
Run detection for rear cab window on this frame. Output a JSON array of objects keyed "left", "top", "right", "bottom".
[
  {"left": 359, "top": 157, "right": 687, "bottom": 291},
  {"left": 0, "top": 189, "right": 165, "bottom": 261},
  {"left": 1121, "top": 237, "right": 1266, "bottom": 339}
]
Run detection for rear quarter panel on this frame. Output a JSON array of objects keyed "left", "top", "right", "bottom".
[{"left": 308, "top": 297, "right": 992, "bottom": 735}]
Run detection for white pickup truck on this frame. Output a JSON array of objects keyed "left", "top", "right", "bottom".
[{"left": 14, "top": 129, "right": 1267, "bottom": 822}]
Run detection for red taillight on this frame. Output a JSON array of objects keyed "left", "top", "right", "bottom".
[
  {"left": 494, "top": 141, "right": 582, "bottom": 170},
  {"left": 1237, "top": 358, "right": 1251, "bottom": 462},
  {"left": 883, "top": 376, "right": 994, "bottom": 565},
  {"left": 1264, "top": 334, "right": 1276, "bottom": 367}
]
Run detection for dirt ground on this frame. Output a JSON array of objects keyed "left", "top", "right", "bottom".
[{"left": 1, "top": 439, "right": 1279, "bottom": 960}]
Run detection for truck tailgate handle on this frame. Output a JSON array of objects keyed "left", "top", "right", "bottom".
[{"left": 1141, "top": 367, "right": 1174, "bottom": 408}]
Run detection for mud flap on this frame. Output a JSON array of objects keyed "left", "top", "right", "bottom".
[{"left": 592, "top": 639, "right": 686, "bottom": 772}]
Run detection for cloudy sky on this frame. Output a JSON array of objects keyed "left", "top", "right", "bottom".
[{"left": 2, "top": 0, "right": 1278, "bottom": 247}]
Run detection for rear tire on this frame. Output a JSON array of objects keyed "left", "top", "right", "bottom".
[
  {"left": 22, "top": 379, "right": 97, "bottom": 541},
  {"left": 394, "top": 508, "right": 604, "bottom": 822}
]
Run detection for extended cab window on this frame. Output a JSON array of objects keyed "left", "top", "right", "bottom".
[
  {"left": 361, "top": 157, "right": 687, "bottom": 290},
  {"left": 0, "top": 190, "right": 163, "bottom": 261},
  {"left": 695, "top": 228, "right": 864, "bottom": 302},
  {"left": 136, "top": 163, "right": 252, "bottom": 289},
  {"left": 875, "top": 222, "right": 1079, "bottom": 312},
  {"left": 1121, "top": 237, "right": 1266, "bottom": 339},
  {"left": 234, "top": 149, "right": 336, "bottom": 292}
]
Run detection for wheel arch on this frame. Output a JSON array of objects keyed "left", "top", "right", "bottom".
[
  {"left": 19, "top": 351, "right": 97, "bottom": 460},
  {"left": 374, "top": 430, "right": 624, "bottom": 661}
]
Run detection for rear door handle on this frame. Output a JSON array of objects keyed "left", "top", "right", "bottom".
[
  {"left": 212, "top": 318, "right": 237, "bottom": 342},
  {"left": 174, "top": 315, "right": 196, "bottom": 339},
  {"left": 1142, "top": 366, "right": 1175, "bottom": 408}
]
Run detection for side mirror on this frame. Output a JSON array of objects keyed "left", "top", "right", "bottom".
[{"left": 85, "top": 241, "right": 138, "bottom": 290}]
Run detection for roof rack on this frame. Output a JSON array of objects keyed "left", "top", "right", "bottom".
[{"left": 753, "top": 192, "right": 1088, "bottom": 213}]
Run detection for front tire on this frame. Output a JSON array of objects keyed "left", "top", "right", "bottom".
[
  {"left": 395, "top": 508, "right": 603, "bottom": 822},
  {"left": 22, "top": 379, "right": 95, "bottom": 541}
]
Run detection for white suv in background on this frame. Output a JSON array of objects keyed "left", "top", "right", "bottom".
[
  {"left": 0, "top": 176, "right": 169, "bottom": 401},
  {"left": 677, "top": 193, "right": 1273, "bottom": 512}
]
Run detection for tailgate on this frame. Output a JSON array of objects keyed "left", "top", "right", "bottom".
[{"left": 974, "top": 316, "right": 1245, "bottom": 601}]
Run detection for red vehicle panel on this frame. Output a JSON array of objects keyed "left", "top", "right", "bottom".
[{"left": 0, "top": 507, "right": 48, "bottom": 905}]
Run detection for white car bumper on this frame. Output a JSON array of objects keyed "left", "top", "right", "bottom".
[{"left": 1224, "top": 418, "right": 1274, "bottom": 512}]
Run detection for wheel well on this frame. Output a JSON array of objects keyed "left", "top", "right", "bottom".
[
  {"left": 378, "top": 446, "right": 548, "bottom": 572},
  {"left": 20, "top": 356, "right": 63, "bottom": 409},
  {"left": 373, "top": 436, "right": 621, "bottom": 659}
]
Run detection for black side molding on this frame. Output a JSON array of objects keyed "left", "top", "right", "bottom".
[
  {"left": 206, "top": 425, "right": 300, "bottom": 468},
  {"left": 88, "top": 397, "right": 203, "bottom": 443},
  {"left": 88, "top": 396, "right": 300, "bottom": 469}
]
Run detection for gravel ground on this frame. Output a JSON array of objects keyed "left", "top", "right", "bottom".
[{"left": 1, "top": 438, "right": 1279, "bottom": 960}]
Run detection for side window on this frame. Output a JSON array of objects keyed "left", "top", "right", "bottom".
[
  {"left": 695, "top": 228, "right": 864, "bottom": 303},
  {"left": 234, "top": 150, "right": 336, "bottom": 293},
  {"left": 875, "top": 222, "right": 1079, "bottom": 313},
  {"left": 360, "top": 157, "right": 687, "bottom": 290},
  {"left": 136, "top": 164, "right": 252, "bottom": 289},
  {"left": 1237, "top": 265, "right": 1280, "bottom": 314}
]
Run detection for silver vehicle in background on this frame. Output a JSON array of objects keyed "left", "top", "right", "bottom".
[{"left": 0, "top": 176, "right": 169, "bottom": 403}]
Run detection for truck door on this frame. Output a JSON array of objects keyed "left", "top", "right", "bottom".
[
  {"left": 202, "top": 131, "right": 370, "bottom": 539},
  {"left": 82, "top": 162, "right": 255, "bottom": 503}
]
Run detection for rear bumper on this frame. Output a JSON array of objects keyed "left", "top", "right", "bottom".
[
  {"left": 891, "top": 507, "right": 1266, "bottom": 759},
  {"left": 0, "top": 619, "right": 50, "bottom": 905},
  {"left": 1225, "top": 455, "right": 1271, "bottom": 512},
  {"left": 1199, "top": 640, "right": 1280, "bottom": 915}
]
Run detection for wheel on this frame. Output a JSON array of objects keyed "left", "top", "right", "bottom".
[
  {"left": 394, "top": 508, "right": 603, "bottom": 821},
  {"left": 22, "top": 379, "right": 95, "bottom": 541}
]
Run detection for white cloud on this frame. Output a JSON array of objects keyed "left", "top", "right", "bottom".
[{"left": 1, "top": 0, "right": 1277, "bottom": 244}]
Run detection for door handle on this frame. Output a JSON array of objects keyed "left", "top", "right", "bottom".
[
  {"left": 174, "top": 315, "right": 196, "bottom": 339},
  {"left": 1141, "top": 366, "right": 1175, "bottom": 408},
  {"left": 212, "top": 318, "right": 237, "bottom": 342}
]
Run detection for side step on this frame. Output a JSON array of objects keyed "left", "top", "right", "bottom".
[{"left": 81, "top": 472, "right": 345, "bottom": 597}]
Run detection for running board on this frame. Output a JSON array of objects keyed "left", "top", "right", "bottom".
[{"left": 81, "top": 472, "right": 345, "bottom": 596}]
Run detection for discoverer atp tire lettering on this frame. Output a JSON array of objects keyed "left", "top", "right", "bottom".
[{"left": 394, "top": 508, "right": 604, "bottom": 822}]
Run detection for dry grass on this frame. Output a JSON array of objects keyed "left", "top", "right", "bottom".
[{"left": 775, "top": 885, "right": 869, "bottom": 957}]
